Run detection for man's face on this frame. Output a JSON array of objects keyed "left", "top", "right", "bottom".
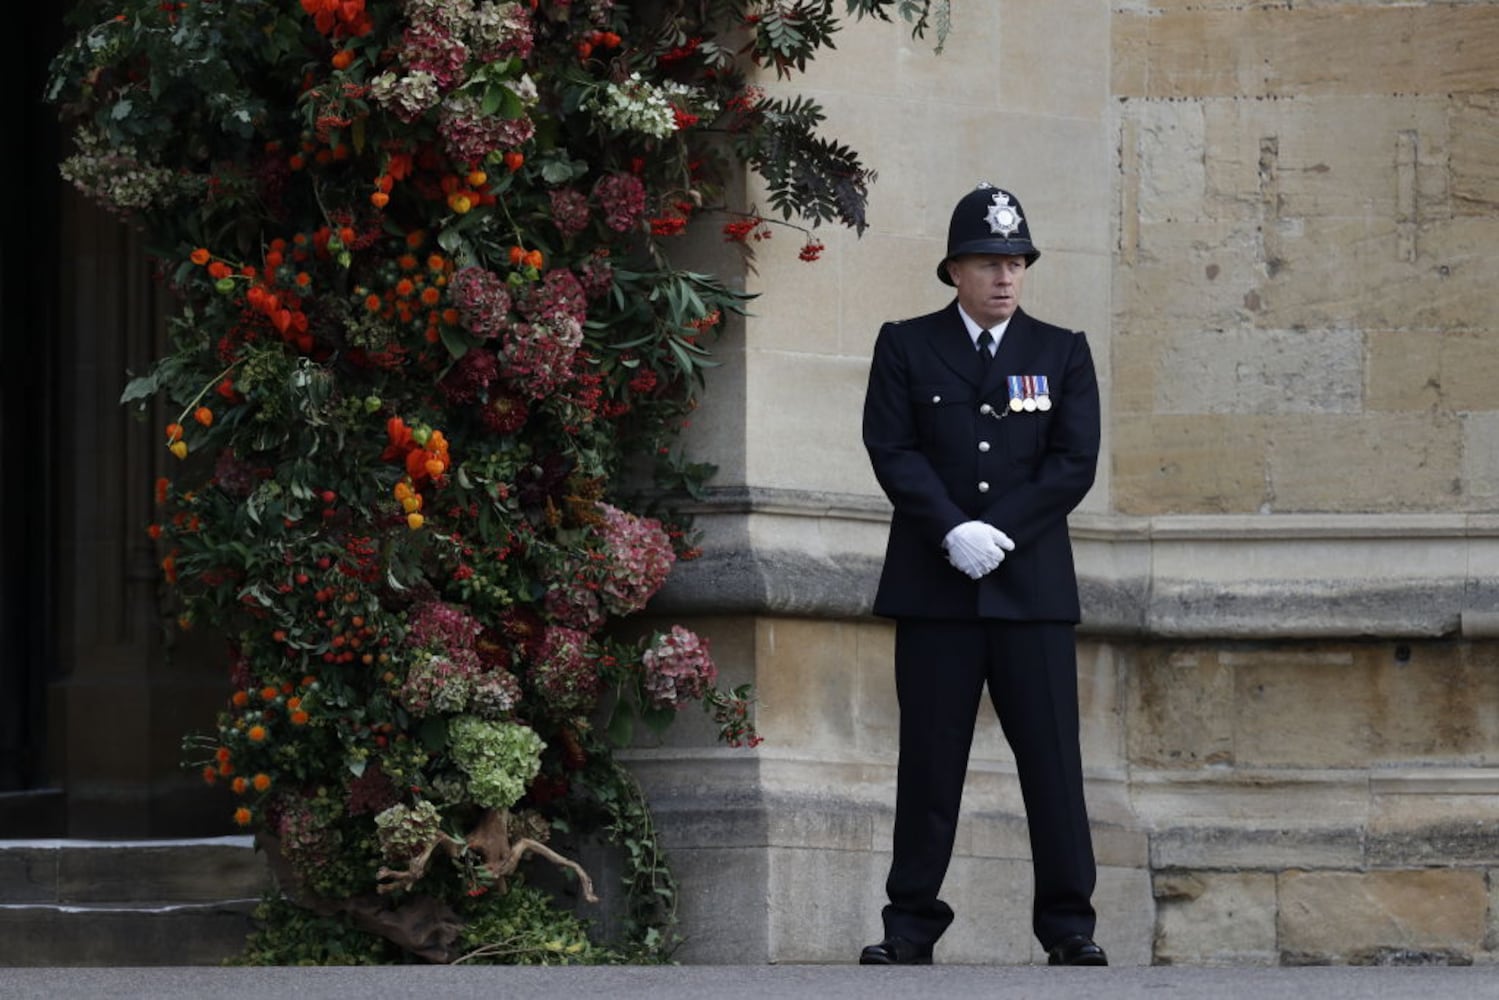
[{"left": 947, "top": 254, "right": 1028, "bottom": 328}]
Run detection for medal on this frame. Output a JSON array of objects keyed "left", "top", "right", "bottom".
[
  {"left": 1007, "top": 375, "right": 1025, "bottom": 412},
  {"left": 1006, "top": 374, "right": 1052, "bottom": 412}
]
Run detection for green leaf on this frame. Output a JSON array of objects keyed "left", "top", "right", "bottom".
[
  {"left": 418, "top": 716, "right": 449, "bottom": 753},
  {"left": 119, "top": 370, "right": 161, "bottom": 405},
  {"left": 606, "top": 700, "right": 635, "bottom": 748},
  {"left": 641, "top": 704, "right": 675, "bottom": 737},
  {"left": 480, "top": 83, "right": 506, "bottom": 117},
  {"left": 439, "top": 325, "right": 473, "bottom": 360}
]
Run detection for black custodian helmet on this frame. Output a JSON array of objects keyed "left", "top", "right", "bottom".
[{"left": 937, "top": 183, "right": 1040, "bottom": 286}]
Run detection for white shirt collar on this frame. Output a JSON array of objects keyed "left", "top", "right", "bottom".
[{"left": 956, "top": 305, "right": 1011, "bottom": 353}]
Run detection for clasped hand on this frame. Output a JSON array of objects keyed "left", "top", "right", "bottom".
[{"left": 942, "top": 521, "right": 1015, "bottom": 580}]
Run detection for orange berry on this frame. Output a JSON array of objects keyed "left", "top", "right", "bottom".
[
  {"left": 252, "top": 773, "right": 272, "bottom": 792},
  {"left": 231, "top": 776, "right": 248, "bottom": 795},
  {"left": 447, "top": 192, "right": 473, "bottom": 214},
  {"left": 233, "top": 807, "right": 253, "bottom": 827},
  {"left": 407, "top": 512, "right": 425, "bottom": 530},
  {"left": 247, "top": 724, "right": 268, "bottom": 743},
  {"left": 331, "top": 49, "right": 354, "bottom": 70},
  {"left": 190, "top": 247, "right": 211, "bottom": 266},
  {"left": 193, "top": 406, "right": 213, "bottom": 427},
  {"left": 467, "top": 169, "right": 487, "bottom": 188},
  {"left": 503, "top": 151, "right": 525, "bottom": 172},
  {"left": 370, "top": 190, "right": 390, "bottom": 208}
]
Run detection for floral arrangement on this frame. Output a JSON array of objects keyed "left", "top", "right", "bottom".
[{"left": 49, "top": 0, "right": 941, "bottom": 965}]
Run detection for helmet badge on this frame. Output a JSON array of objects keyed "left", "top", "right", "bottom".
[{"left": 984, "top": 190, "right": 1024, "bottom": 239}]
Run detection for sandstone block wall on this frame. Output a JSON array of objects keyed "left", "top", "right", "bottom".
[
  {"left": 1112, "top": 1, "right": 1499, "bottom": 516},
  {"left": 641, "top": 0, "right": 1499, "bottom": 967}
]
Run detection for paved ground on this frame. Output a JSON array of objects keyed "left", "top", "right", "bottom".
[{"left": 4, "top": 964, "right": 1499, "bottom": 1000}]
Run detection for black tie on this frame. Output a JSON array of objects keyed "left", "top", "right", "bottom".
[{"left": 976, "top": 329, "right": 994, "bottom": 378}]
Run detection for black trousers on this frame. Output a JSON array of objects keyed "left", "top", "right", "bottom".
[{"left": 881, "top": 618, "right": 1097, "bottom": 951}]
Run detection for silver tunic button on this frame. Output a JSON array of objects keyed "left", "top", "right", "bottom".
[
  {"left": 931, "top": 394, "right": 941, "bottom": 404},
  {"left": 978, "top": 481, "right": 990, "bottom": 493},
  {"left": 978, "top": 441, "right": 991, "bottom": 453},
  {"left": 979, "top": 403, "right": 992, "bottom": 415}
]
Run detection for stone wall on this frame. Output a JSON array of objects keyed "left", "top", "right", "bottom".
[
  {"left": 1112, "top": 0, "right": 1499, "bottom": 515},
  {"left": 638, "top": 0, "right": 1499, "bottom": 968}
]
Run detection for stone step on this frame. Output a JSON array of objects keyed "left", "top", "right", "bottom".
[
  {"left": 0, "top": 900, "right": 261, "bottom": 966},
  {"left": 0, "top": 837, "right": 272, "bottom": 966}
]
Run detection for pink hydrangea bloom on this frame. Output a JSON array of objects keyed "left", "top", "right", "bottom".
[
  {"left": 519, "top": 268, "right": 587, "bottom": 326},
  {"left": 641, "top": 625, "right": 717, "bottom": 709},
  {"left": 593, "top": 172, "right": 646, "bottom": 232},
  {"left": 543, "top": 566, "right": 605, "bottom": 632},
  {"left": 400, "top": 22, "right": 468, "bottom": 91},
  {"left": 596, "top": 502, "right": 675, "bottom": 615},
  {"left": 577, "top": 254, "right": 615, "bottom": 300},
  {"left": 438, "top": 92, "right": 535, "bottom": 165},
  {"left": 549, "top": 188, "right": 591, "bottom": 239},
  {"left": 468, "top": 1, "right": 535, "bottom": 62},
  {"left": 398, "top": 600, "right": 486, "bottom": 716},
  {"left": 439, "top": 347, "right": 499, "bottom": 404},
  {"left": 407, "top": 600, "right": 484, "bottom": 659},
  {"left": 500, "top": 317, "right": 583, "bottom": 400},
  {"left": 449, "top": 266, "right": 512, "bottom": 340},
  {"left": 528, "top": 625, "right": 602, "bottom": 714}
]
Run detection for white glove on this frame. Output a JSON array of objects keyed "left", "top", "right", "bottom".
[{"left": 943, "top": 521, "right": 1016, "bottom": 580}]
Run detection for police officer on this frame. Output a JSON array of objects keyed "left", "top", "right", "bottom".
[{"left": 859, "top": 184, "right": 1106, "bottom": 967}]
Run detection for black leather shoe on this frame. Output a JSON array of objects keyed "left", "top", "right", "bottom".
[
  {"left": 1047, "top": 934, "right": 1108, "bottom": 966},
  {"left": 859, "top": 936, "right": 933, "bottom": 965}
]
